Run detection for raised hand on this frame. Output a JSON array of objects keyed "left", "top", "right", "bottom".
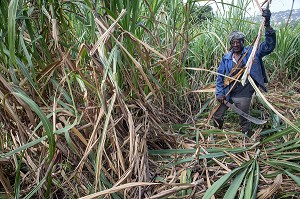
[{"left": 262, "top": 8, "right": 271, "bottom": 27}]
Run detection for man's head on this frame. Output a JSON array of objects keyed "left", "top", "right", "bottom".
[{"left": 229, "top": 31, "right": 245, "bottom": 53}]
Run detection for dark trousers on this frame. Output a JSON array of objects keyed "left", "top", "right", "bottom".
[{"left": 213, "top": 97, "right": 252, "bottom": 133}]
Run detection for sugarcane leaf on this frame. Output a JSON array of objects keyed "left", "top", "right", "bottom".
[
  {"left": 195, "top": 98, "right": 213, "bottom": 118},
  {"left": 0, "top": 136, "right": 47, "bottom": 158},
  {"left": 12, "top": 92, "right": 55, "bottom": 160},
  {"left": 8, "top": 0, "right": 19, "bottom": 65},
  {"left": 23, "top": 177, "right": 47, "bottom": 199},
  {"left": 64, "top": 130, "right": 77, "bottom": 154},
  {"left": 260, "top": 125, "right": 285, "bottom": 136},
  {"left": 202, "top": 167, "right": 241, "bottom": 199},
  {"left": 244, "top": 161, "right": 255, "bottom": 199},
  {"left": 151, "top": 147, "right": 253, "bottom": 168},
  {"left": 19, "top": 30, "right": 34, "bottom": 75},
  {"left": 266, "top": 160, "right": 300, "bottom": 172},
  {"left": 55, "top": 118, "right": 79, "bottom": 135},
  {"left": 180, "top": 169, "right": 187, "bottom": 196},
  {"left": 203, "top": 159, "right": 253, "bottom": 199},
  {"left": 285, "top": 170, "right": 300, "bottom": 186},
  {"left": 149, "top": 149, "right": 196, "bottom": 155},
  {"left": 276, "top": 143, "right": 300, "bottom": 152},
  {"left": 16, "top": 57, "right": 39, "bottom": 92},
  {"left": 14, "top": 151, "right": 24, "bottom": 197},
  {"left": 223, "top": 167, "right": 248, "bottom": 199},
  {"left": 251, "top": 161, "right": 260, "bottom": 199},
  {"left": 265, "top": 137, "right": 300, "bottom": 151},
  {"left": 83, "top": 0, "right": 93, "bottom": 9},
  {"left": 238, "top": 179, "right": 246, "bottom": 199},
  {"left": 149, "top": 147, "right": 247, "bottom": 156},
  {"left": 261, "top": 121, "right": 300, "bottom": 144}
]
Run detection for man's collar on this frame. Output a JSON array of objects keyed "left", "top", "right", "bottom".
[{"left": 224, "top": 47, "right": 246, "bottom": 59}]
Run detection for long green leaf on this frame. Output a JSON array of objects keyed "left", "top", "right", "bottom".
[
  {"left": 274, "top": 145, "right": 300, "bottom": 153},
  {"left": 19, "top": 28, "right": 34, "bottom": 77},
  {"left": 156, "top": 147, "right": 253, "bottom": 169},
  {"left": 51, "top": 79, "right": 73, "bottom": 104},
  {"left": 149, "top": 147, "right": 247, "bottom": 155},
  {"left": 13, "top": 92, "right": 55, "bottom": 161},
  {"left": 261, "top": 121, "right": 300, "bottom": 144},
  {"left": 260, "top": 125, "right": 286, "bottom": 136},
  {"left": 14, "top": 151, "right": 24, "bottom": 198},
  {"left": 16, "top": 57, "right": 40, "bottom": 93},
  {"left": 251, "top": 161, "right": 260, "bottom": 199},
  {"left": 244, "top": 161, "right": 255, "bottom": 199},
  {"left": 202, "top": 167, "right": 241, "bottom": 199},
  {"left": 266, "top": 160, "right": 300, "bottom": 172},
  {"left": 23, "top": 177, "right": 47, "bottom": 199},
  {"left": 265, "top": 137, "right": 300, "bottom": 151},
  {"left": 22, "top": 9, "right": 44, "bottom": 68},
  {"left": 203, "top": 160, "right": 253, "bottom": 199},
  {"left": 285, "top": 170, "right": 300, "bottom": 186},
  {"left": 223, "top": 167, "right": 248, "bottom": 199},
  {"left": 64, "top": 130, "right": 77, "bottom": 154},
  {"left": 0, "top": 136, "right": 47, "bottom": 158},
  {"left": 83, "top": 0, "right": 93, "bottom": 9},
  {"left": 238, "top": 179, "right": 246, "bottom": 199},
  {"left": 8, "top": 0, "right": 19, "bottom": 65}
]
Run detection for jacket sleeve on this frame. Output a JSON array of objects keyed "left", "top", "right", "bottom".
[
  {"left": 257, "top": 27, "right": 276, "bottom": 57},
  {"left": 215, "top": 58, "right": 226, "bottom": 97}
]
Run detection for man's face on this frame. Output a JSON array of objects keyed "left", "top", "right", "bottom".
[{"left": 230, "top": 39, "right": 244, "bottom": 53}]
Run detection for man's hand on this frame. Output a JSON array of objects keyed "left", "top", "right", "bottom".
[
  {"left": 216, "top": 96, "right": 225, "bottom": 104},
  {"left": 262, "top": 8, "right": 271, "bottom": 27}
]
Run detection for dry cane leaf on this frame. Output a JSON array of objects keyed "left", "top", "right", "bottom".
[
  {"left": 79, "top": 182, "right": 160, "bottom": 199},
  {"left": 0, "top": 169, "right": 13, "bottom": 197},
  {"left": 148, "top": 180, "right": 202, "bottom": 199}
]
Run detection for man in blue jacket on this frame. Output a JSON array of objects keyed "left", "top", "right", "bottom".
[{"left": 213, "top": 8, "right": 276, "bottom": 137}]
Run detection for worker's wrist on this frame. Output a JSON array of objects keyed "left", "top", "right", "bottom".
[
  {"left": 265, "top": 25, "right": 272, "bottom": 29},
  {"left": 265, "top": 26, "right": 275, "bottom": 36}
]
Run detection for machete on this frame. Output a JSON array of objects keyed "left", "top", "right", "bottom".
[{"left": 224, "top": 100, "right": 267, "bottom": 125}]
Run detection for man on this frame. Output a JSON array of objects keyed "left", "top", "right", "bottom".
[{"left": 213, "top": 8, "right": 276, "bottom": 137}]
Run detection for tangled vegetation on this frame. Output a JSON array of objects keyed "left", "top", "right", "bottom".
[{"left": 0, "top": 0, "right": 299, "bottom": 198}]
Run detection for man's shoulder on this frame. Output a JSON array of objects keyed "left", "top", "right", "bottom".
[
  {"left": 244, "top": 46, "right": 253, "bottom": 55},
  {"left": 223, "top": 51, "right": 232, "bottom": 59}
]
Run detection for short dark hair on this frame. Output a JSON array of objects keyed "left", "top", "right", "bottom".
[{"left": 229, "top": 31, "right": 246, "bottom": 42}]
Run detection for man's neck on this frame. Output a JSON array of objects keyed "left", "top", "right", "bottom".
[{"left": 233, "top": 52, "right": 242, "bottom": 62}]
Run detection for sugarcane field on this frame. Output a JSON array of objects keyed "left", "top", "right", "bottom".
[{"left": 1, "top": 0, "right": 300, "bottom": 198}]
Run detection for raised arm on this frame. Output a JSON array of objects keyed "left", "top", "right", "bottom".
[{"left": 258, "top": 8, "right": 276, "bottom": 57}]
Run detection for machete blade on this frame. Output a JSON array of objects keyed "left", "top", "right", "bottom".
[{"left": 224, "top": 100, "right": 267, "bottom": 125}]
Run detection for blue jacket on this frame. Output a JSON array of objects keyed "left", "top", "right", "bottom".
[{"left": 216, "top": 28, "right": 276, "bottom": 101}]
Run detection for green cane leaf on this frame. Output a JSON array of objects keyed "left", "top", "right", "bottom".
[
  {"left": 285, "top": 170, "right": 300, "bottom": 186},
  {"left": 13, "top": 92, "right": 55, "bottom": 161},
  {"left": 8, "top": 0, "right": 19, "bottom": 65}
]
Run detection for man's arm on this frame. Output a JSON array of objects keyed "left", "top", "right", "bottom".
[
  {"left": 215, "top": 58, "right": 226, "bottom": 102},
  {"left": 258, "top": 8, "right": 276, "bottom": 57}
]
